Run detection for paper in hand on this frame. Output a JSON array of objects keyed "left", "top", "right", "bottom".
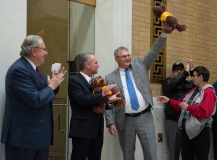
[{"left": 51, "top": 63, "right": 61, "bottom": 74}]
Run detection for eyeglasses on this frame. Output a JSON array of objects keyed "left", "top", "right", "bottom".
[
  {"left": 192, "top": 74, "right": 198, "bottom": 77},
  {"left": 173, "top": 68, "right": 184, "bottom": 72},
  {"left": 35, "top": 47, "right": 47, "bottom": 52},
  {"left": 116, "top": 54, "right": 131, "bottom": 59}
]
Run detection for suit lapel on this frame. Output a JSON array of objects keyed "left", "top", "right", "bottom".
[
  {"left": 114, "top": 68, "right": 125, "bottom": 99},
  {"left": 21, "top": 57, "right": 46, "bottom": 87},
  {"left": 78, "top": 73, "right": 92, "bottom": 91}
]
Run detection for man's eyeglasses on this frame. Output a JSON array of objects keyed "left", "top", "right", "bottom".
[
  {"left": 116, "top": 54, "right": 131, "bottom": 59},
  {"left": 172, "top": 68, "right": 184, "bottom": 72},
  {"left": 35, "top": 47, "right": 47, "bottom": 52}
]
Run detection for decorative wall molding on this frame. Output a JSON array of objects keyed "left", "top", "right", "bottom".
[
  {"left": 150, "top": 0, "right": 167, "bottom": 83},
  {"left": 68, "top": 0, "right": 96, "bottom": 6}
]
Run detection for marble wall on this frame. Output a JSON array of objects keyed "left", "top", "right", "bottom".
[
  {"left": 95, "top": 1, "right": 132, "bottom": 159},
  {"left": 95, "top": 0, "right": 132, "bottom": 78},
  {"left": 0, "top": 0, "right": 26, "bottom": 159}
]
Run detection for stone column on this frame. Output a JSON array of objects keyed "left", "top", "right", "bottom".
[
  {"left": 95, "top": 0, "right": 132, "bottom": 78},
  {"left": 95, "top": 0, "right": 132, "bottom": 159}
]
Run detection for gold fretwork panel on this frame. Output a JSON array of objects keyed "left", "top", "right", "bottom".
[{"left": 150, "top": 0, "right": 167, "bottom": 83}]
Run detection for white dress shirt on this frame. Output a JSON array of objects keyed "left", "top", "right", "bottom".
[
  {"left": 80, "top": 71, "right": 91, "bottom": 84},
  {"left": 24, "top": 57, "right": 36, "bottom": 71},
  {"left": 119, "top": 67, "right": 149, "bottom": 113}
]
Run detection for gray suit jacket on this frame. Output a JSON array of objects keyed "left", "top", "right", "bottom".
[{"left": 105, "top": 36, "right": 166, "bottom": 131}]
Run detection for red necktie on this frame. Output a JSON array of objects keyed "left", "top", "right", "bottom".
[
  {"left": 36, "top": 67, "right": 44, "bottom": 83},
  {"left": 36, "top": 67, "right": 41, "bottom": 76}
]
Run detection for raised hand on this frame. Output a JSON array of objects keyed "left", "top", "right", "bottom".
[{"left": 187, "top": 59, "right": 193, "bottom": 70}]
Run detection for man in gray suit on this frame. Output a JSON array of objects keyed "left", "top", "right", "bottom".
[{"left": 105, "top": 32, "right": 168, "bottom": 160}]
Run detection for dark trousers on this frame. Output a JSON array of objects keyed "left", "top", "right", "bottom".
[
  {"left": 212, "top": 122, "right": 217, "bottom": 160},
  {"left": 165, "top": 119, "right": 182, "bottom": 160},
  {"left": 181, "top": 127, "right": 210, "bottom": 160},
  {"left": 5, "top": 145, "right": 49, "bottom": 160},
  {"left": 71, "top": 135, "right": 103, "bottom": 160}
]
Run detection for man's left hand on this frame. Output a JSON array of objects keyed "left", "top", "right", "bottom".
[{"left": 52, "top": 67, "right": 67, "bottom": 78}]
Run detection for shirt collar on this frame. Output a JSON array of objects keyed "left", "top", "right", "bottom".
[
  {"left": 119, "top": 66, "right": 131, "bottom": 72},
  {"left": 24, "top": 57, "right": 36, "bottom": 71},
  {"left": 80, "top": 71, "right": 91, "bottom": 83}
]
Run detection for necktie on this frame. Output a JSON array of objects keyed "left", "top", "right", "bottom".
[
  {"left": 125, "top": 69, "right": 139, "bottom": 111},
  {"left": 36, "top": 67, "right": 44, "bottom": 83},
  {"left": 36, "top": 67, "right": 41, "bottom": 76}
]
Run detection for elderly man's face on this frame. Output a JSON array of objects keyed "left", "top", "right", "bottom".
[
  {"left": 33, "top": 40, "right": 48, "bottom": 66},
  {"left": 115, "top": 50, "right": 131, "bottom": 69}
]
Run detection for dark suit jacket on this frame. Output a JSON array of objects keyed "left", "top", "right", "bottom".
[
  {"left": 1, "top": 57, "right": 57, "bottom": 149},
  {"left": 68, "top": 73, "right": 104, "bottom": 139}
]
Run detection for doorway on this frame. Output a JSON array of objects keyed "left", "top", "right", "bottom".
[{"left": 27, "top": 1, "right": 95, "bottom": 160}]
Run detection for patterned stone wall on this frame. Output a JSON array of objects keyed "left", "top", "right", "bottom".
[{"left": 132, "top": 0, "right": 217, "bottom": 96}]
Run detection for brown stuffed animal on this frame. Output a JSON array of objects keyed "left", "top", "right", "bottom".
[
  {"left": 90, "top": 76, "right": 126, "bottom": 114},
  {"left": 152, "top": 4, "right": 186, "bottom": 34}
]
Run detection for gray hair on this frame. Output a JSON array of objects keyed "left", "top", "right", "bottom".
[
  {"left": 20, "top": 35, "right": 43, "bottom": 57},
  {"left": 78, "top": 52, "right": 94, "bottom": 70},
  {"left": 114, "top": 46, "right": 129, "bottom": 57}
]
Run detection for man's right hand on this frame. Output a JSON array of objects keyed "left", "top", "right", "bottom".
[
  {"left": 185, "top": 59, "right": 194, "bottom": 72},
  {"left": 47, "top": 72, "right": 65, "bottom": 90},
  {"left": 109, "top": 124, "right": 117, "bottom": 136},
  {"left": 188, "top": 59, "right": 193, "bottom": 70}
]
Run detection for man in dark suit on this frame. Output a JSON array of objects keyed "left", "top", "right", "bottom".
[
  {"left": 68, "top": 53, "right": 121, "bottom": 160},
  {"left": 1, "top": 35, "right": 66, "bottom": 160}
]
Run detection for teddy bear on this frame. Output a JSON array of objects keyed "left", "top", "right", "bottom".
[
  {"left": 152, "top": 4, "right": 186, "bottom": 34},
  {"left": 90, "top": 76, "right": 126, "bottom": 114}
]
